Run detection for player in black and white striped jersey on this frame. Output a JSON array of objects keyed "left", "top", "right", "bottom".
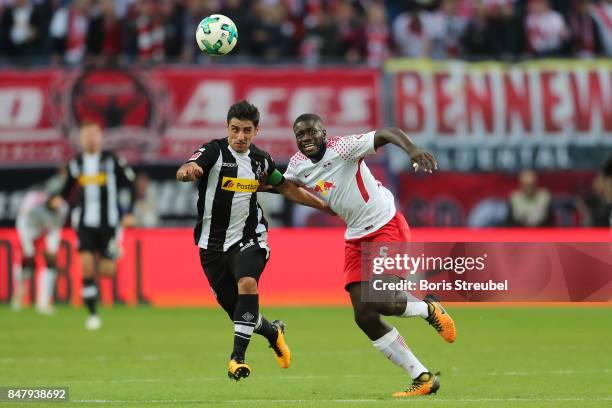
[
  {"left": 177, "top": 101, "right": 332, "bottom": 381},
  {"left": 188, "top": 138, "right": 273, "bottom": 252},
  {"left": 61, "top": 123, "right": 135, "bottom": 330}
]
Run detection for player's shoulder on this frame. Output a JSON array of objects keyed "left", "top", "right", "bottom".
[
  {"left": 70, "top": 152, "right": 84, "bottom": 163},
  {"left": 23, "top": 190, "right": 47, "bottom": 203},
  {"left": 101, "top": 150, "right": 123, "bottom": 164},
  {"left": 101, "top": 150, "right": 116, "bottom": 159},
  {"left": 195, "top": 138, "right": 224, "bottom": 156},
  {"left": 101, "top": 150, "right": 131, "bottom": 166},
  {"left": 187, "top": 139, "right": 223, "bottom": 163},
  {"left": 325, "top": 135, "right": 353, "bottom": 157},
  {"left": 328, "top": 133, "right": 371, "bottom": 145},
  {"left": 326, "top": 132, "right": 374, "bottom": 161},
  {"left": 20, "top": 190, "right": 47, "bottom": 211},
  {"left": 249, "top": 143, "right": 273, "bottom": 160},
  {"left": 326, "top": 135, "right": 344, "bottom": 148},
  {"left": 288, "top": 151, "right": 310, "bottom": 169},
  {"left": 201, "top": 138, "right": 225, "bottom": 150}
]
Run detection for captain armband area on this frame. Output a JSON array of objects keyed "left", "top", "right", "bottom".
[{"left": 266, "top": 169, "right": 285, "bottom": 186}]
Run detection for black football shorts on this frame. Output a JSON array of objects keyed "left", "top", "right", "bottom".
[
  {"left": 77, "top": 226, "right": 119, "bottom": 260},
  {"left": 199, "top": 235, "right": 270, "bottom": 291}
]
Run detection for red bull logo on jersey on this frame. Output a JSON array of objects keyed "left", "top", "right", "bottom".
[{"left": 313, "top": 179, "right": 336, "bottom": 196}]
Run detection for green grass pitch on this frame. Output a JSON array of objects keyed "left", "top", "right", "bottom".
[{"left": 1, "top": 305, "right": 611, "bottom": 407}]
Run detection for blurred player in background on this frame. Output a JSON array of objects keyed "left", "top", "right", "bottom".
[
  {"left": 12, "top": 189, "right": 68, "bottom": 314},
  {"left": 177, "top": 101, "right": 331, "bottom": 381},
  {"left": 61, "top": 123, "right": 135, "bottom": 330},
  {"left": 283, "top": 114, "right": 456, "bottom": 397}
]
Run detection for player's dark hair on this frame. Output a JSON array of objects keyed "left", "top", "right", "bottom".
[
  {"left": 227, "top": 100, "right": 259, "bottom": 127},
  {"left": 293, "top": 113, "right": 323, "bottom": 127}
]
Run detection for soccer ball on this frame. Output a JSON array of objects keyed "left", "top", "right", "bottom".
[{"left": 195, "top": 14, "right": 238, "bottom": 56}]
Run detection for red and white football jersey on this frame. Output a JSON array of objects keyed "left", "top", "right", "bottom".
[{"left": 284, "top": 131, "right": 396, "bottom": 239}]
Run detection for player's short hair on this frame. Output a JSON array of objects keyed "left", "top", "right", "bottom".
[
  {"left": 227, "top": 100, "right": 259, "bottom": 127},
  {"left": 293, "top": 113, "right": 323, "bottom": 127}
]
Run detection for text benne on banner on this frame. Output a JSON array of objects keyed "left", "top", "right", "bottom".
[{"left": 389, "top": 60, "right": 612, "bottom": 171}]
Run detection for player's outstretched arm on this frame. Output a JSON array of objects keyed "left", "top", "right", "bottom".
[
  {"left": 176, "top": 162, "right": 204, "bottom": 182},
  {"left": 276, "top": 181, "right": 335, "bottom": 215},
  {"left": 374, "top": 127, "right": 438, "bottom": 173}
]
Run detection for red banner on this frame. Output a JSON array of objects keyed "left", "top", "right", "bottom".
[
  {"left": 0, "top": 67, "right": 380, "bottom": 165},
  {"left": 389, "top": 60, "right": 612, "bottom": 170},
  {"left": 0, "top": 228, "right": 610, "bottom": 307},
  {"left": 392, "top": 61, "right": 612, "bottom": 139}
]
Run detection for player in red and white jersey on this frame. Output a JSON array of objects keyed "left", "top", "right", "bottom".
[
  {"left": 284, "top": 113, "right": 457, "bottom": 397},
  {"left": 13, "top": 190, "right": 68, "bottom": 314}
]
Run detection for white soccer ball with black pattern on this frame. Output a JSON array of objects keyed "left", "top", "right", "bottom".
[{"left": 195, "top": 14, "right": 238, "bottom": 56}]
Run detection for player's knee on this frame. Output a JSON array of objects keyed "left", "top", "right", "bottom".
[
  {"left": 373, "top": 301, "right": 396, "bottom": 316},
  {"left": 79, "top": 252, "right": 95, "bottom": 277},
  {"left": 216, "top": 294, "right": 237, "bottom": 319},
  {"left": 43, "top": 253, "right": 57, "bottom": 269},
  {"left": 353, "top": 307, "right": 380, "bottom": 331},
  {"left": 237, "top": 277, "right": 258, "bottom": 294},
  {"left": 99, "top": 261, "right": 116, "bottom": 277}
]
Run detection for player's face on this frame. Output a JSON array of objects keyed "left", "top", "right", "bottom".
[
  {"left": 294, "top": 120, "right": 326, "bottom": 158},
  {"left": 47, "top": 195, "right": 63, "bottom": 212},
  {"left": 227, "top": 118, "right": 258, "bottom": 153},
  {"left": 79, "top": 125, "right": 103, "bottom": 154},
  {"left": 519, "top": 170, "right": 537, "bottom": 196}
]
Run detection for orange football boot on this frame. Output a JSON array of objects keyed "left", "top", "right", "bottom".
[
  {"left": 228, "top": 359, "right": 251, "bottom": 381},
  {"left": 424, "top": 294, "right": 456, "bottom": 343},
  {"left": 269, "top": 320, "right": 291, "bottom": 368},
  {"left": 392, "top": 372, "right": 440, "bottom": 397}
]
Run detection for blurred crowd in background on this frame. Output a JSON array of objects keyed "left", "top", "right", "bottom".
[{"left": 1, "top": 0, "right": 612, "bottom": 66}]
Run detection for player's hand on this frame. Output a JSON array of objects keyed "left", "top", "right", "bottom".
[
  {"left": 177, "top": 162, "right": 203, "bottom": 181},
  {"left": 257, "top": 172, "right": 268, "bottom": 191},
  {"left": 121, "top": 214, "right": 136, "bottom": 228},
  {"left": 409, "top": 148, "right": 437, "bottom": 173},
  {"left": 256, "top": 172, "right": 275, "bottom": 192}
]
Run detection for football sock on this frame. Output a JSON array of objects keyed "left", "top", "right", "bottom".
[
  {"left": 37, "top": 268, "right": 57, "bottom": 309},
  {"left": 372, "top": 327, "right": 428, "bottom": 379},
  {"left": 11, "top": 264, "right": 25, "bottom": 309},
  {"left": 254, "top": 313, "right": 278, "bottom": 343},
  {"left": 231, "top": 294, "right": 259, "bottom": 361},
  {"left": 82, "top": 277, "right": 98, "bottom": 315},
  {"left": 401, "top": 294, "right": 429, "bottom": 319}
]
